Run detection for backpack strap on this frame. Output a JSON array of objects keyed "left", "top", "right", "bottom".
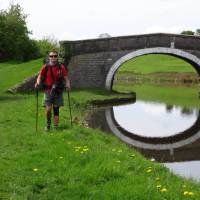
[
  {"left": 43, "top": 64, "right": 49, "bottom": 79},
  {"left": 57, "top": 62, "right": 64, "bottom": 79}
]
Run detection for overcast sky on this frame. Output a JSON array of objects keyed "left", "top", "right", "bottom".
[{"left": 0, "top": 0, "right": 199, "bottom": 41}]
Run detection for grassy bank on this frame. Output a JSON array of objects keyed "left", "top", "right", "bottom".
[
  {"left": 117, "top": 54, "right": 196, "bottom": 74},
  {"left": 0, "top": 60, "right": 200, "bottom": 199},
  {"left": 113, "top": 83, "right": 200, "bottom": 109},
  {"left": 0, "top": 59, "right": 43, "bottom": 93}
]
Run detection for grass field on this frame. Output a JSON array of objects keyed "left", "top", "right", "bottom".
[
  {"left": 0, "top": 58, "right": 200, "bottom": 199},
  {"left": 117, "top": 54, "right": 197, "bottom": 74}
]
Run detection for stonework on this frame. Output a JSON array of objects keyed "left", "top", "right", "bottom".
[
  {"left": 8, "top": 74, "right": 37, "bottom": 93},
  {"left": 11, "top": 33, "right": 200, "bottom": 92},
  {"left": 61, "top": 33, "right": 200, "bottom": 90}
]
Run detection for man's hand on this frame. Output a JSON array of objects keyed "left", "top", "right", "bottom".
[
  {"left": 65, "top": 80, "right": 71, "bottom": 91},
  {"left": 35, "top": 82, "right": 39, "bottom": 89},
  {"left": 35, "top": 75, "right": 41, "bottom": 89}
]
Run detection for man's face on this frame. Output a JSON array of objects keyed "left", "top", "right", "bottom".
[{"left": 49, "top": 52, "right": 58, "bottom": 63}]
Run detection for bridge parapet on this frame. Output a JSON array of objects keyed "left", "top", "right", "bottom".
[
  {"left": 61, "top": 33, "right": 200, "bottom": 57},
  {"left": 60, "top": 33, "right": 200, "bottom": 89}
]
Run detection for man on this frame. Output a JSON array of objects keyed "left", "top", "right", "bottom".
[{"left": 35, "top": 50, "right": 70, "bottom": 131}]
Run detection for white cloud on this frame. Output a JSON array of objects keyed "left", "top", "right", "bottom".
[{"left": 1, "top": 0, "right": 199, "bottom": 40}]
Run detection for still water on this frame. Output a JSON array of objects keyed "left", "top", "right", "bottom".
[
  {"left": 86, "top": 84, "right": 200, "bottom": 182},
  {"left": 113, "top": 101, "right": 198, "bottom": 137}
]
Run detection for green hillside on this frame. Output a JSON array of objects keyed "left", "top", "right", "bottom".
[
  {"left": 0, "top": 60, "right": 200, "bottom": 199},
  {"left": 0, "top": 59, "right": 42, "bottom": 93}
]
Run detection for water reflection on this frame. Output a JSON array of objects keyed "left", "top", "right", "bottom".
[
  {"left": 86, "top": 100, "right": 200, "bottom": 181},
  {"left": 164, "top": 161, "right": 200, "bottom": 182},
  {"left": 113, "top": 101, "right": 198, "bottom": 137}
]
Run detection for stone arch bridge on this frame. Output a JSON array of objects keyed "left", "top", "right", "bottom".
[{"left": 61, "top": 33, "right": 200, "bottom": 90}]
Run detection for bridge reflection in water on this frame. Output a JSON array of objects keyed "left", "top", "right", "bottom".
[{"left": 86, "top": 103, "right": 200, "bottom": 181}]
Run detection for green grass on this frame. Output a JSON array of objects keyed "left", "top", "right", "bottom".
[
  {"left": 113, "top": 83, "right": 200, "bottom": 109},
  {"left": 117, "top": 54, "right": 197, "bottom": 74},
  {"left": 0, "top": 59, "right": 200, "bottom": 199},
  {"left": 0, "top": 58, "right": 42, "bottom": 93}
]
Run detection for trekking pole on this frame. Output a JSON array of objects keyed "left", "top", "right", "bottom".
[
  {"left": 67, "top": 88, "right": 73, "bottom": 126},
  {"left": 36, "top": 88, "right": 39, "bottom": 132}
]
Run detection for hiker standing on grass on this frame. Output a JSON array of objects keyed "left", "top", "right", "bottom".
[{"left": 35, "top": 50, "right": 71, "bottom": 131}]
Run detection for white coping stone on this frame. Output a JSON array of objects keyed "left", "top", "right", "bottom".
[{"left": 105, "top": 47, "right": 200, "bottom": 90}]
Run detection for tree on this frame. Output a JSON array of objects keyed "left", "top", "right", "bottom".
[
  {"left": 196, "top": 29, "right": 200, "bottom": 36},
  {"left": 180, "top": 30, "right": 195, "bottom": 36},
  {"left": 0, "top": 3, "right": 39, "bottom": 61},
  {"left": 35, "top": 35, "right": 59, "bottom": 57}
]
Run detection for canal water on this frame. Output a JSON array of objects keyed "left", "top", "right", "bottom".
[{"left": 86, "top": 84, "right": 200, "bottom": 182}]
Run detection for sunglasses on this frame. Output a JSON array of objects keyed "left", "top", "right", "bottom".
[{"left": 49, "top": 55, "right": 58, "bottom": 58}]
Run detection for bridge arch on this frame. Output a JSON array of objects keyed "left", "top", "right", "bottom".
[{"left": 105, "top": 47, "right": 200, "bottom": 90}]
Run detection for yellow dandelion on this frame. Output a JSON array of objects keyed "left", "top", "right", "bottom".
[
  {"left": 183, "top": 191, "right": 189, "bottom": 195},
  {"left": 156, "top": 185, "right": 162, "bottom": 188},
  {"left": 160, "top": 188, "right": 167, "bottom": 192},
  {"left": 146, "top": 169, "right": 152, "bottom": 173},
  {"left": 188, "top": 192, "right": 194, "bottom": 196},
  {"left": 33, "top": 168, "right": 38, "bottom": 172}
]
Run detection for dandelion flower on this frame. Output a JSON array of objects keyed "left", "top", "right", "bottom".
[
  {"left": 183, "top": 191, "right": 189, "bottom": 195},
  {"left": 160, "top": 188, "right": 167, "bottom": 192},
  {"left": 156, "top": 185, "right": 162, "bottom": 188},
  {"left": 146, "top": 169, "right": 152, "bottom": 173},
  {"left": 188, "top": 192, "right": 194, "bottom": 196},
  {"left": 33, "top": 168, "right": 38, "bottom": 172}
]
